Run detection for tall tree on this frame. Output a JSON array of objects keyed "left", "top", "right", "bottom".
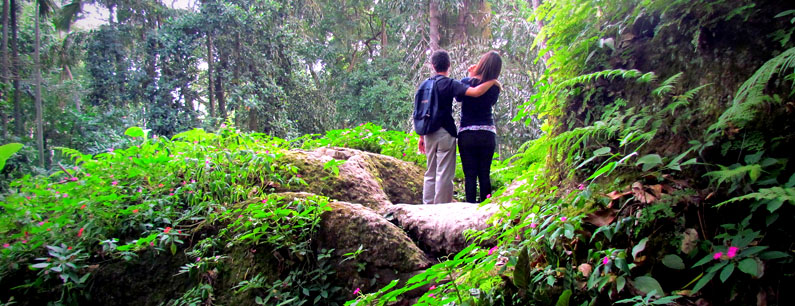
[
  {"left": 206, "top": 34, "right": 214, "bottom": 118},
  {"left": 34, "top": 1, "right": 55, "bottom": 166},
  {"left": 429, "top": 0, "right": 440, "bottom": 51},
  {"left": 10, "top": 0, "right": 20, "bottom": 136},
  {"left": 1, "top": 0, "right": 8, "bottom": 137}
]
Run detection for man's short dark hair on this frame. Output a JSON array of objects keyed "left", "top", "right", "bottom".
[{"left": 430, "top": 50, "right": 450, "bottom": 73}]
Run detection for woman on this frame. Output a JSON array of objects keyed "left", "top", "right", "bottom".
[{"left": 457, "top": 51, "right": 502, "bottom": 203}]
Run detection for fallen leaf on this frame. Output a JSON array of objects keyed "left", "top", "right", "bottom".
[
  {"left": 606, "top": 190, "right": 632, "bottom": 200},
  {"left": 631, "top": 182, "right": 656, "bottom": 203},
  {"left": 648, "top": 184, "right": 664, "bottom": 198},
  {"left": 680, "top": 228, "right": 699, "bottom": 254},
  {"left": 578, "top": 263, "right": 593, "bottom": 277},
  {"left": 584, "top": 208, "right": 618, "bottom": 227}
]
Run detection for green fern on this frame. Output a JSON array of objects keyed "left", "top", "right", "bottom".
[
  {"left": 708, "top": 47, "right": 795, "bottom": 138},
  {"left": 55, "top": 147, "right": 91, "bottom": 163},
  {"left": 716, "top": 186, "right": 795, "bottom": 207},
  {"left": 652, "top": 72, "right": 683, "bottom": 97},
  {"left": 704, "top": 164, "right": 763, "bottom": 187}
]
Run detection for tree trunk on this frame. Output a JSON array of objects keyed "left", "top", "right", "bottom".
[
  {"left": 34, "top": 2, "right": 44, "bottom": 167},
  {"left": 429, "top": 0, "right": 441, "bottom": 51},
  {"left": 380, "top": 21, "right": 387, "bottom": 57},
  {"left": 10, "top": 0, "right": 21, "bottom": 136},
  {"left": 456, "top": 0, "right": 468, "bottom": 43},
  {"left": 1, "top": 0, "right": 9, "bottom": 137},
  {"left": 1, "top": 0, "right": 8, "bottom": 81},
  {"left": 215, "top": 51, "right": 227, "bottom": 119},
  {"left": 207, "top": 34, "right": 215, "bottom": 118},
  {"left": 248, "top": 107, "right": 258, "bottom": 132}
]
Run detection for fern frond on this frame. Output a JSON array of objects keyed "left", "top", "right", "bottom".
[
  {"left": 716, "top": 186, "right": 795, "bottom": 207},
  {"left": 704, "top": 164, "right": 763, "bottom": 187},
  {"left": 664, "top": 83, "right": 712, "bottom": 115},
  {"left": 652, "top": 72, "right": 683, "bottom": 97},
  {"left": 708, "top": 47, "right": 795, "bottom": 137},
  {"left": 55, "top": 147, "right": 91, "bottom": 163}
]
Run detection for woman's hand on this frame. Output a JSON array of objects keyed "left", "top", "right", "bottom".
[
  {"left": 418, "top": 136, "right": 426, "bottom": 154},
  {"left": 468, "top": 65, "right": 477, "bottom": 78}
]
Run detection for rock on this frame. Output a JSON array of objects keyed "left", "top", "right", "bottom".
[
  {"left": 316, "top": 200, "right": 433, "bottom": 295},
  {"left": 280, "top": 147, "right": 423, "bottom": 211},
  {"left": 385, "top": 203, "right": 499, "bottom": 257}
]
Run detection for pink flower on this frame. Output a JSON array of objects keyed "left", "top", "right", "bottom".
[
  {"left": 38, "top": 221, "right": 45, "bottom": 226},
  {"left": 488, "top": 245, "right": 498, "bottom": 255},
  {"left": 560, "top": 216, "right": 567, "bottom": 222},
  {"left": 727, "top": 246, "right": 739, "bottom": 258},
  {"left": 62, "top": 193, "right": 68, "bottom": 198},
  {"left": 137, "top": 188, "right": 142, "bottom": 193},
  {"left": 112, "top": 181, "right": 118, "bottom": 186},
  {"left": 73, "top": 166, "right": 79, "bottom": 170},
  {"left": 530, "top": 223, "right": 538, "bottom": 228},
  {"left": 3, "top": 243, "right": 10, "bottom": 248},
  {"left": 713, "top": 252, "right": 723, "bottom": 260},
  {"left": 297, "top": 174, "right": 302, "bottom": 178},
  {"left": 353, "top": 287, "right": 361, "bottom": 295},
  {"left": 108, "top": 148, "right": 114, "bottom": 153},
  {"left": 164, "top": 227, "right": 172, "bottom": 234},
  {"left": 132, "top": 209, "right": 139, "bottom": 213},
  {"left": 429, "top": 294, "right": 435, "bottom": 298},
  {"left": 86, "top": 173, "right": 91, "bottom": 177},
  {"left": 25, "top": 196, "right": 31, "bottom": 200},
  {"left": 220, "top": 124, "right": 227, "bottom": 128},
  {"left": 77, "top": 227, "right": 84, "bottom": 238},
  {"left": 169, "top": 193, "right": 174, "bottom": 196},
  {"left": 486, "top": 194, "right": 492, "bottom": 199},
  {"left": 191, "top": 180, "right": 196, "bottom": 183},
  {"left": 70, "top": 177, "right": 78, "bottom": 181},
  {"left": 80, "top": 204, "right": 86, "bottom": 209},
  {"left": 196, "top": 257, "right": 201, "bottom": 262},
  {"left": 403, "top": 153, "right": 406, "bottom": 157},
  {"left": 150, "top": 241, "right": 155, "bottom": 246},
  {"left": 578, "top": 184, "right": 585, "bottom": 190},
  {"left": 429, "top": 285, "right": 436, "bottom": 290},
  {"left": 262, "top": 199, "right": 267, "bottom": 203},
  {"left": 602, "top": 256, "right": 609, "bottom": 265}
]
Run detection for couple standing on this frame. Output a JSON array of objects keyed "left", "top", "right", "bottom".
[{"left": 414, "top": 50, "right": 502, "bottom": 204}]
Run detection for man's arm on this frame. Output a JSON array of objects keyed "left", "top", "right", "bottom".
[{"left": 464, "top": 79, "right": 497, "bottom": 97}]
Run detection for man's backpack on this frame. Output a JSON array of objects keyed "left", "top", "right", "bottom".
[{"left": 413, "top": 75, "right": 444, "bottom": 135}]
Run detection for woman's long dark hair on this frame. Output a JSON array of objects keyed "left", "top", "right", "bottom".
[{"left": 473, "top": 51, "right": 502, "bottom": 82}]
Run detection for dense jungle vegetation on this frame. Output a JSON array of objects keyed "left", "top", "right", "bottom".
[{"left": 0, "top": 0, "right": 794, "bottom": 305}]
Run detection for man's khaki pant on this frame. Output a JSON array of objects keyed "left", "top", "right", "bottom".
[{"left": 423, "top": 128, "right": 456, "bottom": 204}]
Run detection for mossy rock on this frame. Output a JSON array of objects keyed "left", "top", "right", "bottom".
[{"left": 278, "top": 147, "right": 423, "bottom": 211}]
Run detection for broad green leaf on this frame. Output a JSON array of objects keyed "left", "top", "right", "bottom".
[
  {"left": 691, "top": 271, "right": 715, "bottom": 292},
  {"left": 633, "top": 276, "right": 664, "bottom": 297},
  {"left": 759, "top": 251, "right": 790, "bottom": 260},
  {"left": 593, "top": 147, "right": 611, "bottom": 156},
  {"left": 692, "top": 253, "right": 714, "bottom": 267},
  {"left": 124, "top": 126, "right": 145, "bottom": 138},
  {"left": 0, "top": 143, "right": 23, "bottom": 172},
  {"left": 514, "top": 246, "right": 530, "bottom": 289},
  {"left": 632, "top": 237, "right": 649, "bottom": 259},
  {"left": 555, "top": 289, "right": 572, "bottom": 306},
  {"left": 636, "top": 154, "right": 662, "bottom": 171},
  {"left": 738, "top": 258, "right": 758, "bottom": 276},
  {"left": 661, "top": 254, "right": 685, "bottom": 270},
  {"left": 719, "top": 263, "right": 735, "bottom": 282},
  {"left": 616, "top": 276, "right": 626, "bottom": 292},
  {"left": 588, "top": 161, "right": 617, "bottom": 180}
]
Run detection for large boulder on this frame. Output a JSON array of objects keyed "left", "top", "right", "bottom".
[
  {"left": 279, "top": 147, "right": 424, "bottom": 211},
  {"left": 384, "top": 203, "right": 499, "bottom": 257},
  {"left": 316, "top": 199, "right": 433, "bottom": 295}
]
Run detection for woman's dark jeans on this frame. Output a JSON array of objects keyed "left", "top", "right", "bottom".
[{"left": 458, "top": 130, "right": 496, "bottom": 203}]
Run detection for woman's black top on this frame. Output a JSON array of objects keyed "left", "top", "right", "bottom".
[{"left": 457, "top": 77, "right": 500, "bottom": 128}]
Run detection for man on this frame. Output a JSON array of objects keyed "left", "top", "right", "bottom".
[{"left": 417, "top": 50, "right": 496, "bottom": 204}]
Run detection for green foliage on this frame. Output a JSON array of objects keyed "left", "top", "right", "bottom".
[
  {"left": 0, "top": 122, "right": 422, "bottom": 303},
  {"left": 0, "top": 143, "right": 23, "bottom": 171}
]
